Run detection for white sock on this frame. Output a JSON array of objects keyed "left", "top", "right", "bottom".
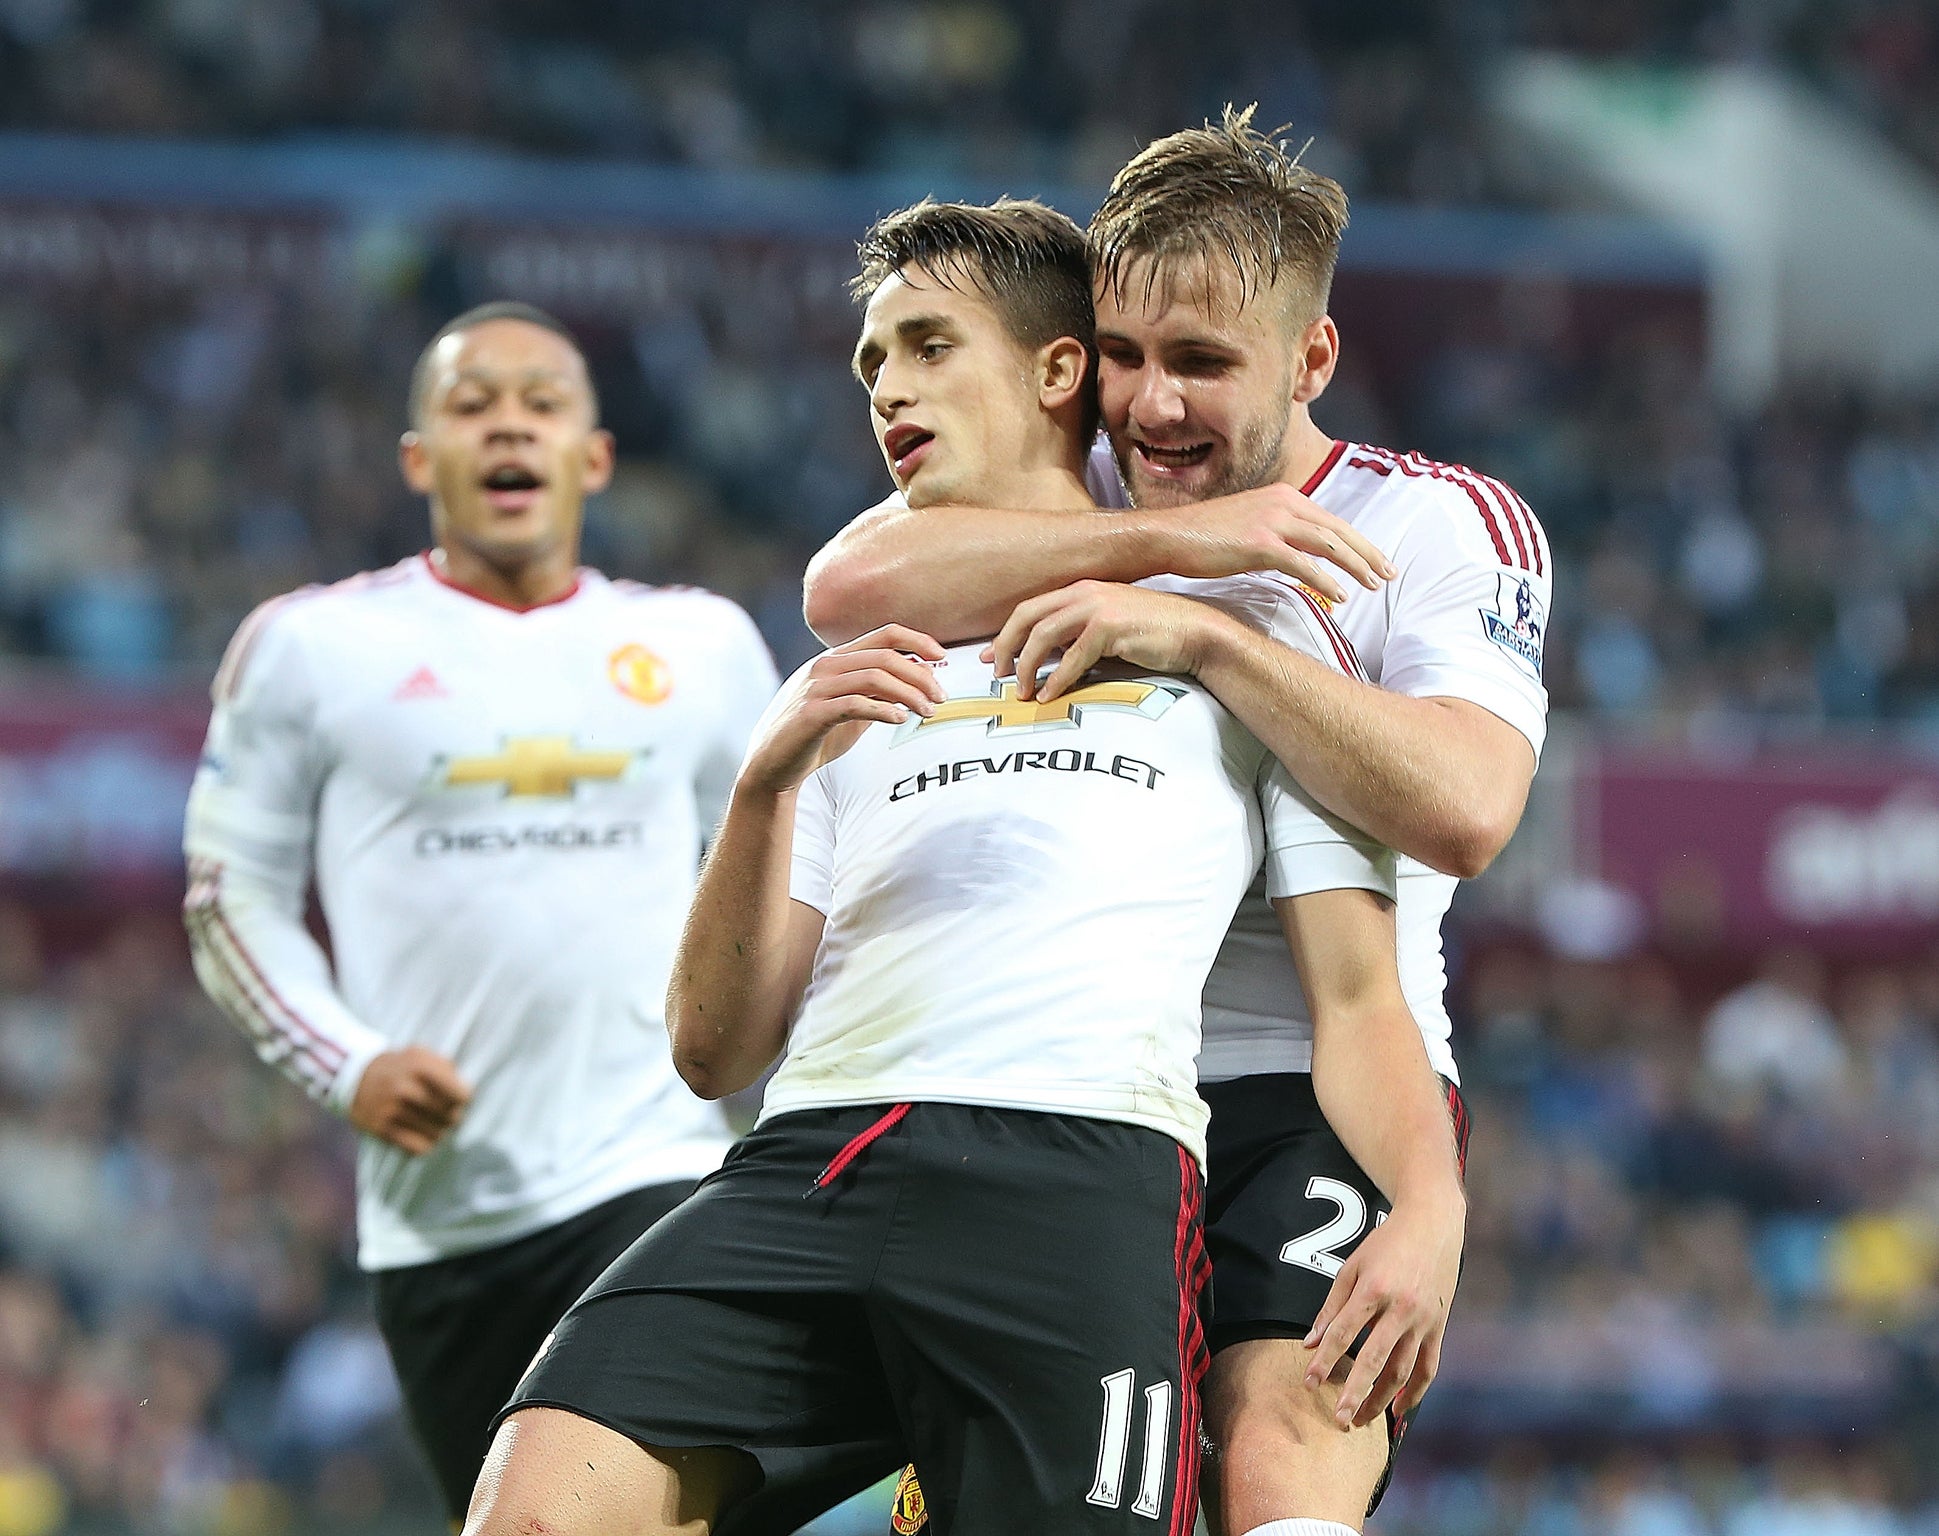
[{"left": 1238, "top": 1522, "right": 1358, "bottom": 1536}]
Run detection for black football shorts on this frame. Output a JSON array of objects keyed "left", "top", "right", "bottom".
[{"left": 499, "top": 1101, "right": 1211, "bottom": 1536}]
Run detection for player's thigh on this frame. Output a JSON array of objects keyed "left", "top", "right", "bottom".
[
  {"left": 1201, "top": 1337, "right": 1386, "bottom": 1534},
  {"left": 878, "top": 1108, "right": 1210, "bottom": 1536},
  {"left": 466, "top": 1405, "right": 755, "bottom": 1536}
]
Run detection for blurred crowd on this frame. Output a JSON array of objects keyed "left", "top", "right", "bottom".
[
  {"left": 1, "top": 2, "right": 1935, "bottom": 198},
  {"left": 0, "top": 913, "right": 1935, "bottom": 1531}
]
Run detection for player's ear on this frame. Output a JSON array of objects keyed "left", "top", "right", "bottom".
[
  {"left": 581, "top": 428, "right": 617, "bottom": 495},
  {"left": 398, "top": 431, "right": 434, "bottom": 495},
  {"left": 1037, "top": 335, "right": 1091, "bottom": 415},
  {"left": 1291, "top": 314, "right": 1340, "bottom": 405}
]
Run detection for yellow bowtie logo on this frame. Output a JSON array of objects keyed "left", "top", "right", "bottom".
[
  {"left": 895, "top": 678, "right": 1183, "bottom": 741},
  {"left": 434, "top": 735, "right": 638, "bottom": 798}
]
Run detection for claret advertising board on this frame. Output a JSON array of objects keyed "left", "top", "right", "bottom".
[{"left": 1586, "top": 743, "right": 1939, "bottom": 956}]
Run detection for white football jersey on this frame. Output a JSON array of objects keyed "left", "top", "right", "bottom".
[
  {"left": 183, "top": 554, "right": 779, "bottom": 1269},
  {"left": 1088, "top": 438, "right": 1553, "bottom": 1085},
  {"left": 771, "top": 574, "right": 1393, "bottom": 1165}
]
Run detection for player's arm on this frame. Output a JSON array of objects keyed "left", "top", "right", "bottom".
[
  {"left": 987, "top": 555, "right": 1542, "bottom": 877},
  {"left": 666, "top": 625, "right": 946, "bottom": 1099},
  {"left": 183, "top": 607, "right": 470, "bottom": 1156},
  {"left": 802, "top": 483, "right": 1393, "bottom": 646},
  {"left": 1275, "top": 886, "right": 1465, "bottom": 1429}
]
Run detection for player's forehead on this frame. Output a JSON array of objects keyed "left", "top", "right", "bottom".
[
  {"left": 427, "top": 319, "right": 588, "bottom": 393},
  {"left": 1094, "top": 251, "right": 1282, "bottom": 348},
  {"left": 859, "top": 262, "right": 1004, "bottom": 343}
]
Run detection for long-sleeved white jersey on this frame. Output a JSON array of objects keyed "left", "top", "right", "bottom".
[
  {"left": 183, "top": 553, "right": 779, "bottom": 1270},
  {"left": 1088, "top": 438, "right": 1552, "bottom": 1086}
]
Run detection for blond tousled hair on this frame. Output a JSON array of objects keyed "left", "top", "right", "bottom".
[{"left": 1089, "top": 104, "right": 1349, "bottom": 325}]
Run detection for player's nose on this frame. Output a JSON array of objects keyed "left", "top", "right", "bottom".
[
  {"left": 1128, "top": 366, "right": 1187, "bottom": 428},
  {"left": 870, "top": 364, "right": 915, "bottom": 416}
]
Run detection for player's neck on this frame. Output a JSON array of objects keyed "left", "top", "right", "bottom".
[
  {"left": 1274, "top": 416, "right": 1339, "bottom": 493},
  {"left": 976, "top": 463, "right": 1094, "bottom": 513},
  {"left": 431, "top": 541, "right": 580, "bottom": 610}
]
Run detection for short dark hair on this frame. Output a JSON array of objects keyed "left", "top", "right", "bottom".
[
  {"left": 852, "top": 198, "right": 1096, "bottom": 422},
  {"left": 1090, "top": 104, "right": 1349, "bottom": 325},
  {"left": 408, "top": 300, "right": 597, "bottom": 427}
]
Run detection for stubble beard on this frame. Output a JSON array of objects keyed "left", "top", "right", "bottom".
[{"left": 1116, "top": 379, "right": 1296, "bottom": 510}]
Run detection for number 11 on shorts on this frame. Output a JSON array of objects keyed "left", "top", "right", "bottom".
[{"left": 1086, "top": 1368, "right": 1174, "bottom": 1517}]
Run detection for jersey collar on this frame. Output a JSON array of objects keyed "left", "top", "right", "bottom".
[{"left": 422, "top": 551, "right": 586, "bottom": 613}]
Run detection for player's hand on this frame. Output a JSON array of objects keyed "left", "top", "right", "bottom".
[
  {"left": 983, "top": 581, "right": 1228, "bottom": 702},
  {"left": 740, "top": 625, "right": 946, "bottom": 795},
  {"left": 1151, "top": 484, "right": 1394, "bottom": 604},
  {"left": 1302, "top": 1192, "right": 1464, "bottom": 1429},
  {"left": 348, "top": 1045, "right": 473, "bottom": 1156}
]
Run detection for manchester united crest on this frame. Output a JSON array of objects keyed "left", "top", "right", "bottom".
[
  {"left": 608, "top": 643, "right": 673, "bottom": 705},
  {"left": 890, "top": 1465, "right": 927, "bottom": 1534}
]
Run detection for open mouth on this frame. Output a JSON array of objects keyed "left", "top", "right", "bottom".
[
  {"left": 481, "top": 463, "right": 546, "bottom": 510},
  {"left": 883, "top": 424, "right": 936, "bottom": 477},
  {"left": 1134, "top": 440, "right": 1214, "bottom": 474}
]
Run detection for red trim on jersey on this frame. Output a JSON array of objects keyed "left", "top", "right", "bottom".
[
  {"left": 1447, "top": 1081, "right": 1472, "bottom": 1181},
  {"left": 209, "top": 905, "right": 348, "bottom": 1077},
  {"left": 1503, "top": 484, "right": 1547, "bottom": 576},
  {"left": 1169, "top": 1144, "right": 1210, "bottom": 1536},
  {"left": 216, "top": 586, "right": 317, "bottom": 703},
  {"left": 1287, "top": 583, "right": 1367, "bottom": 681},
  {"left": 1299, "top": 439, "right": 1347, "bottom": 496},
  {"left": 1460, "top": 466, "right": 1531, "bottom": 569},
  {"left": 187, "top": 860, "right": 347, "bottom": 1080},
  {"left": 422, "top": 551, "right": 584, "bottom": 612},
  {"left": 1347, "top": 447, "right": 1533, "bottom": 570},
  {"left": 215, "top": 564, "right": 414, "bottom": 702},
  {"left": 807, "top": 1102, "right": 912, "bottom": 1194},
  {"left": 201, "top": 921, "right": 344, "bottom": 1087}
]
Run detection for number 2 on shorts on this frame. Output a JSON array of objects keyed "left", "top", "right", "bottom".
[
  {"left": 1087, "top": 1367, "right": 1174, "bottom": 1516},
  {"left": 1278, "top": 1175, "right": 1385, "bottom": 1277}
]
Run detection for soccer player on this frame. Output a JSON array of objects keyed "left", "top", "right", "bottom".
[
  {"left": 463, "top": 202, "right": 1461, "bottom": 1536},
  {"left": 182, "top": 302, "right": 778, "bottom": 1525},
  {"left": 804, "top": 112, "right": 1551, "bottom": 1534}
]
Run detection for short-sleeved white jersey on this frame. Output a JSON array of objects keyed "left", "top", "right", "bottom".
[
  {"left": 769, "top": 574, "right": 1392, "bottom": 1165},
  {"left": 1088, "top": 438, "right": 1552, "bottom": 1085},
  {"left": 183, "top": 554, "right": 779, "bottom": 1269}
]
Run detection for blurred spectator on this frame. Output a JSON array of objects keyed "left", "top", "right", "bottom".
[{"left": 1701, "top": 950, "right": 1848, "bottom": 1101}]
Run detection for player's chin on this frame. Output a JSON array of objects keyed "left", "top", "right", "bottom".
[
  {"left": 1124, "top": 464, "right": 1211, "bottom": 510},
  {"left": 465, "top": 517, "right": 564, "bottom": 564}
]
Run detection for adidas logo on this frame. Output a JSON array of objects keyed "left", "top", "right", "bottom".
[{"left": 392, "top": 666, "right": 449, "bottom": 701}]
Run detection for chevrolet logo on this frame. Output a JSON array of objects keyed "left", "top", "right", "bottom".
[
  {"left": 894, "top": 678, "right": 1184, "bottom": 742},
  {"left": 433, "top": 735, "right": 640, "bottom": 798}
]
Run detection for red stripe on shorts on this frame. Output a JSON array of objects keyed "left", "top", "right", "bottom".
[{"left": 1169, "top": 1146, "right": 1211, "bottom": 1536}]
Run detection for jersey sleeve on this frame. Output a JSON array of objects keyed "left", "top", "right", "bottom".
[
  {"left": 787, "top": 766, "right": 838, "bottom": 917},
  {"left": 694, "top": 598, "right": 782, "bottom": 836},
  {"left": 1257, "top": 758, "right": 1397, "bottom": 901},
  {"left": 1380, "top": 486, "right": 1552, "bottom": 758},
  {"left": 1244, "top": 580, "right": 1398, "bottom": 900},
  {"left": 182, "top": 599, "right": 390, "bottom": 1112}
]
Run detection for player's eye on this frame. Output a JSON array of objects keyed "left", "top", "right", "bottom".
[
  {"left": 918, "top": 339, "right": 951, "bottom": 362},
  {"left": 526, "top": 394, "right": 562, "bottom": 414}
]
